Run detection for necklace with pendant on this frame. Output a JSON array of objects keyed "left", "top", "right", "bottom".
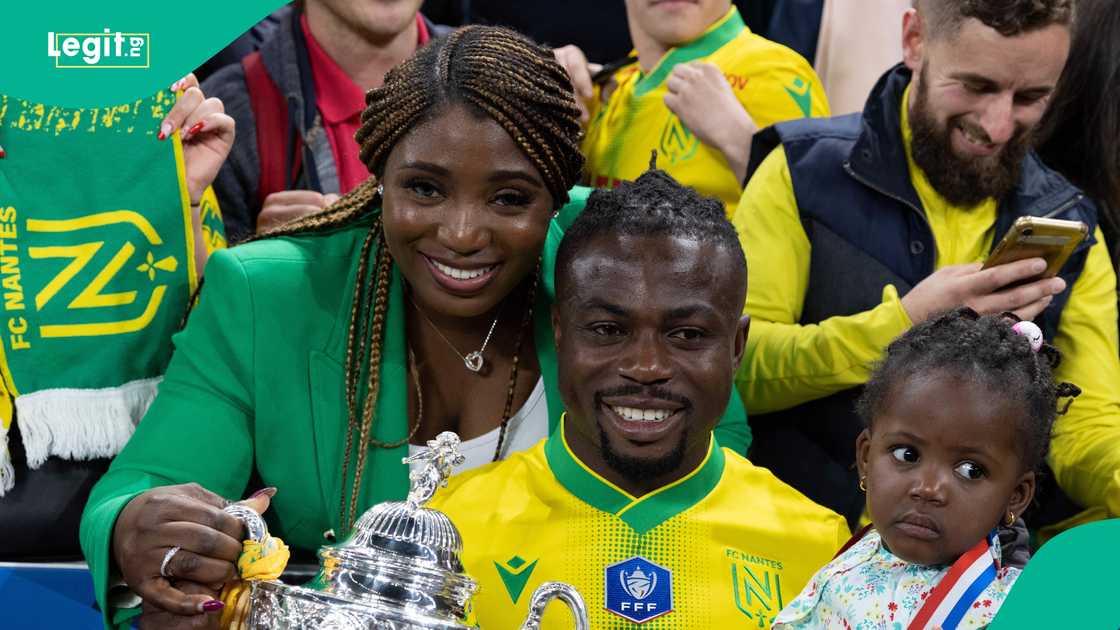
[{"left": 411, "top": 297, "right": 501, "bottom": 373}]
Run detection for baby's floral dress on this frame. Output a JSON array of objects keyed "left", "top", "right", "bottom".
[{"left": 772, "top": 530, "right": 1020, "bottom": 629}]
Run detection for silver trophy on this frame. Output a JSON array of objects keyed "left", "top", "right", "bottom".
[{"left": 227, "top": 431, "right": 589, "bottom": 629}]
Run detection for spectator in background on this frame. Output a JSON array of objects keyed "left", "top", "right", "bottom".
[
  {"left": 734, "top": 0, "right": 1120, "bottom": 535},
  {"left": 1031, "top": 0, "right": 1120, "bottom": 535},
  {"left": 203, "top": 0, "right": 449, "bottom": 241},
  {"left": 419, "top": 0, "right": 779, "bottom": 64},
  {"left": 1038, "top": 0, "right": 1120, "bottom": 274},
  {"left": 192, "top": 7, "right": 286, "bottom": 84},
  {"left": 555, "top": 0, "right": 829, "bottom": 213}
]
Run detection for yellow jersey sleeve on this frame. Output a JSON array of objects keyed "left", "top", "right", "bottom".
[
  {"left": 733, "top": 48, "right": 830, "bottom": 128},
  {"left": 1046, "top": 228, "right": 1120, "bottom": 516},
  {"left": 733, "top": 147, "right": 912, "bottom": 414}
]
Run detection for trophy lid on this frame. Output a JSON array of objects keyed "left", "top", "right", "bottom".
[{"left": 310, "top": 432, "right": 476, "bottom": 623}]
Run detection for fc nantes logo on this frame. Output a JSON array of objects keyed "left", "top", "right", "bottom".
[
  {"left": 605, "top": 556, "right": 673, "bottom": 623},
  {"left": 658, "top": 115, "right": 699, "bottom": 165},
  {"left": 0, "top": 207, "right": 183, "bottom": 343}
]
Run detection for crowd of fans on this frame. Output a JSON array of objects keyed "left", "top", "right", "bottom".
[{"left": 1, "top": 0, "right": 1118, "bottom": 627}]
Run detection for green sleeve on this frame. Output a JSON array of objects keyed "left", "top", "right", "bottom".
[
  {"left": 541, "top": 186, "right": 593, "bottom": 301},
  {"left": 80, "top": 248, "right": 259, "bottom": 629},
  {"left": 714, "top": 391, "right": 751, "bottom": 456}
]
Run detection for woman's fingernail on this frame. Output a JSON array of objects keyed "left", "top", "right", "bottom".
[
  {"left": 250, "top": 486, "right": 277, "bottom": 499},
  {"left": 201, "top": 600, "right": 225, "bottom": 613},
  {"left": 157, "top": 122, "right": 172, "bottom": 140},
  {"left": 0, "top": 148, "right": 6, "bottom": 159},
  {"left": 187, "top": 121, "right": 204, "bottom": 136}
]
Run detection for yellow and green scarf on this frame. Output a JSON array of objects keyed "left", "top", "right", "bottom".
[{"left": 0, "top": 91, "right": 224, "bottom": 494}]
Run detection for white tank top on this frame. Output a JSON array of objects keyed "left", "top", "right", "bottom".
[{"left": 407, "top": 377, "right": 549, "bottom": 476}]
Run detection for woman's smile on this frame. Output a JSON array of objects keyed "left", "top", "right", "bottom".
[{"left": 423, "top": 254, "right": 503, "bottom": 295}]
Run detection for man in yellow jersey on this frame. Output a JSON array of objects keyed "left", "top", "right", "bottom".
[
  {"left": 554, "top": 0, "right": 829, "bottom": 211},
  {"left": 733, "top": 0, "right": 1120, "bottom": 533},
  {"left": 429, "top": 167, "right": 848, "bottom": 629}
]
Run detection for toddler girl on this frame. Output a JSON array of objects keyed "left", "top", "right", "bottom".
[{"left": 773, "top": 308, "right": 1079, "bottom": 629}]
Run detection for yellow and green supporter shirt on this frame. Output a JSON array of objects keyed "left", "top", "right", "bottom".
[
  {"left": 428, "top": 425, "right": 849, "bottom": 629},
  {"left": 581, "top": 7, "right": 829, "bottom": 212},
  {"left": 732, "top": 84, "right": 1120, "bottom": 527}
]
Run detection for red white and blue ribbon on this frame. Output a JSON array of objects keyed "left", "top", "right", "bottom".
[{"left": 907, "top": 530, "right": 1001, "bottom": 630}]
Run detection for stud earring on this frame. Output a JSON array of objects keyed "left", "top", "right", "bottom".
[
  {"left": 376, "top": 183, "right": 384, "bottom": 196},
  {"left": 1005, "top": 511, "right": 1015, "bottom": 527},
  {"left": 858, "top": 476, "right": 867, "bottom": 492}
]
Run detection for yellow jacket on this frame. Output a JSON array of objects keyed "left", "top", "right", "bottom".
[{"left": 733, "top": 84, "right": 1120, "bottom": 523}]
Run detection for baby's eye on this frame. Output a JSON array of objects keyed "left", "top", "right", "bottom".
[
  {"left": 891, "top": 446, "right": 919, "bottom": 463},
  {"left": 954, "top": 461, "right": 986, "bottom": 480}
]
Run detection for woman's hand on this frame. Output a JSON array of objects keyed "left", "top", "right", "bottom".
[
  {"left": 112, "top": 483, "right": 274, "bottom": 617},
  {"left": 159, "top": 74, "right": 236, "bottom": 205},
  {"left": 139, "top": 581, "right": 222, "bottom": 630}
]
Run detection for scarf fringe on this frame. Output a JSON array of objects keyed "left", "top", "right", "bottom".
[
  {"left": 0, "top": 426, "right": 13, "bottom": 496},
  {"left": 0, "top": 377, "right": 162, "bottom": 497}
]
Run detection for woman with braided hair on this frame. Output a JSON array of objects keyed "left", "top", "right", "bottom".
[{"left": 80, "top": 25, "right": 751, "bottom": 628}]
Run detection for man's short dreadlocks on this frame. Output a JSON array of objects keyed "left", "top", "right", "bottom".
[{"left": 555, "top": 161, "right": 746, "bottom": 302}]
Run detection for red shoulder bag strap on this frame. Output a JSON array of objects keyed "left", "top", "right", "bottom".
[
  {"left": 241, "top": 51, "right": 303, "bottom": 208},
  {"left": 832, "top": 523, "right": 874, "bottom": 559}
]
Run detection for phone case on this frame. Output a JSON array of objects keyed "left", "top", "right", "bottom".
[{"left": 982, "top": 216, "right": 1089, "bottom": 277}]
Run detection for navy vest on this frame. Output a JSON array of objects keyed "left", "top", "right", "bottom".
[{"left": 745, "top": 65, "right": 1098, "bottom": 527}]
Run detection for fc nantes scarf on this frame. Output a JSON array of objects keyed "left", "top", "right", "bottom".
[{"left": 0, "top": 91, "right": 221, "bottom": 494}]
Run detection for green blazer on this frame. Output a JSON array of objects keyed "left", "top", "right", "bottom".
[{"left": 79, "top": 188, "right": 750, "bottom": 628}]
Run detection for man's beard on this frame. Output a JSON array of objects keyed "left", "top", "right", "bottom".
[
  {"left": 594, "top": 385, "right": 692, "bottom": 486},
  {"left": 909, "top": 66, "right": 1032, "bottom": 207},
  {"left": 598, "top": 424, "right": 689, "bottom": 485}
]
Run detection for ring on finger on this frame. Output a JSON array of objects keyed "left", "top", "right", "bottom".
[{"left": 159, "top": 545, "right": 182, "bottom": 579}]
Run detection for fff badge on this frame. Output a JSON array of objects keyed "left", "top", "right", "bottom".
[{"left": 604, "top": 556, "right": 673, "bottom": 623}]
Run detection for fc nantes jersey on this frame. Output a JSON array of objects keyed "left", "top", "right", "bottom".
[
  {"left": 581, "top": 7, "right": 830, "bottom": 211},
  {"left": 428, "top": 426, "right": 849, "bottom": 629}
]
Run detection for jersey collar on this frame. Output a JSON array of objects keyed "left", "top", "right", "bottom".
[
  {"left": 634, "top": 6, "right": 747, "bottom": 97},
  {"left": 544, "top": 414, "right": 725, "bottom": 535}
]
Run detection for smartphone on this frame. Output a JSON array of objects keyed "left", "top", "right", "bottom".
[{"left": 982, "top": 216, "right": 1089, "bottom": 277}]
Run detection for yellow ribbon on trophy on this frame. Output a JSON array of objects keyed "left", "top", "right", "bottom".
[{"left": 219, "top": 535, "right": 291, "bottom": 629}]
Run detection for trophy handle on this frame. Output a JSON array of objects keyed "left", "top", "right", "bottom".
[
  {"left": 517, "top": 582, "right": 589, "bottom": 630},
  {"left": 224, "top": 503, "right": 270, "bottom": 543}
]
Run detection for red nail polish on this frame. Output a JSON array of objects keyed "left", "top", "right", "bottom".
[
  {"left": 202, "top": 600, "right": 225, "bottom": 613},
  {"left": 156, "top": 131, "right": 166, "bottom": 141},
  {"left": 0, "top": 148, "right": 6, "bottom": 159},
  {"left": 187, "top": 121, "right": 204, "bottom": 136},
  {"left": 250, "top": 486, "right": 277, "bottom": 499}
]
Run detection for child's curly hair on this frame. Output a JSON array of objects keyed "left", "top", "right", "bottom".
[{"left": 856, "top": 307, "right": 1081, "bottom": 472}]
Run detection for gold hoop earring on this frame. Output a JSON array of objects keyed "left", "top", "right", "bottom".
[
  {"left": 859, "top": 476, "right": 867, "bottom": 492},
  {"left": 1005, "top": 511, "right": 1015, "bottom": 527}
]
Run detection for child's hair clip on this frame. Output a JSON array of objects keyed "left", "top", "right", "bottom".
[{"left": 1011, "top": 321, "right": 1044, "bottom": 353}]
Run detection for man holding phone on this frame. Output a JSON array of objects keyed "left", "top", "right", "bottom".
[{"left": 734, "top": 0, "right": 1120, "bottom": 531}]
